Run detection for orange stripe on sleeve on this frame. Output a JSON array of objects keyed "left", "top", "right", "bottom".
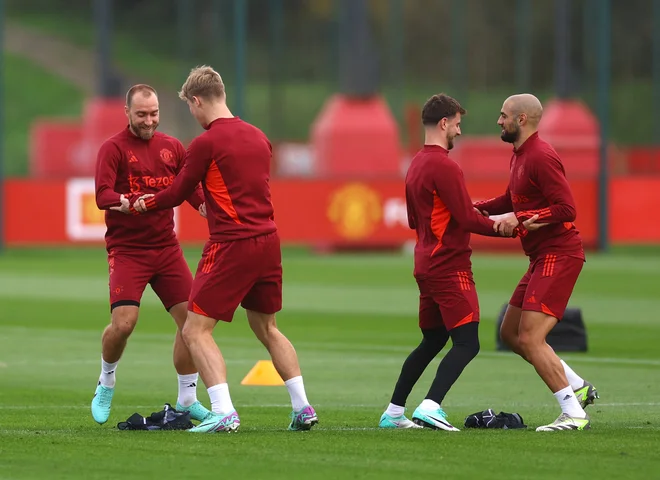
[
  {"left": 536, "top": 208, "right": 552, "bottom": 220},
  {"left": 518, "top": 208, "right": 552, "bottom": 220}
]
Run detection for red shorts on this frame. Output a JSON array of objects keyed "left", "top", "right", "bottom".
[
  {"left": 108, "top": 244, "right": 192, "bottom": 311},
  {"left": 416, "top": 271, "right": 480, "bottom": 331},
  {"left": 509, "top": 254, "right": 584, "bottom": 320},
  {"left": 189, "top": 232, "right": 283, "bottom": 322}
]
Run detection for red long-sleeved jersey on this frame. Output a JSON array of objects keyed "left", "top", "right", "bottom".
[
  {"left": 406, "top": 145, "right": 505, "bottom": 278},
  {"left": 95, "top": 127, "right": 204, "bottom": 251},
  {"left": 474, "top": 132, "right": 584, "bottom": 259}
]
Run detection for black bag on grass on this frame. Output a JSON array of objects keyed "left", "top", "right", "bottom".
[
  {"left": 117, "top": 403, "right": 193, "bottom": 431},
  {"left": 464, "top": 409, "right": 527, "bottom": 429}
]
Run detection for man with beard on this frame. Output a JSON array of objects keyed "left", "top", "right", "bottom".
[
  {"left": 378, "top": 93, "right": 531, "bottom": 431},
  {"left": 91, "top": 84, "right": 211, "bottom": 426},
  {"left": 474, "top": 93, "right": 598, "bottom": 431}
]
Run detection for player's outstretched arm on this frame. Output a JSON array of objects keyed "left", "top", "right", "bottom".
[
  {"left": 433, "top": 163, "right": 510, "bottom": 237},
  {"left": 173, "top": 138, "right": 206, "bottom": 210},
  {"left": 134, "top": 137, "right": 211, "bottom": 213},
  {"left": 185, "top": 184, "right": 205, "bottom": 210},
  {"left": 516, "top": 154, "right": 577, "bottom": 223},
  {"left": 95, "top": 142, "right": 124, "bottom": 210},
  {"left": 473, "top": 187, "right": 513, "bottom": 216},
  {"left": 404, "top": 189, "right": 416, "bottom": 229}
]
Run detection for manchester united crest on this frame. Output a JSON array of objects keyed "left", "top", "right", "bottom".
[
  {"left": 327, "top": 183, "right": 382, "bottom": 240},
  {"left": 160, "top": 148, "right": 175, "bottom": 165}
]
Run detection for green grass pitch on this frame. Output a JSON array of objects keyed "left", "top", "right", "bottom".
[{"left": 0, "top": 246, "right": 659, "bottom": 479}]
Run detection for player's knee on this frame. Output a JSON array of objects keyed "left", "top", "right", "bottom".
[
  {"left": 463, "top": 335, "right": 480, "bottom": 360},
  {"left": 450, "top": 323, "right": 480, "bottom": 359},
  {"left": 499, "top": 327, "right": 518, "bottom": 349},
  {"left": 111, "top": 308, "right": 138, "bottom": 338},
  {"left": 517, "top": 330, "right": 542, "bottom": 355},
  {"left": 419, "top": 338, "right": 443, "bottom": 357},
  {"left": 420, "top": 328, "right": 449, "bottom": 355},
  {"left": 246, "top": 310, "right": 277, "bottom": 346},
  {"left": 181, "top": 320, "right": 201, "bottom": 346},
  {"left": 254, "top": 323, "right": 278, "bottom": 348},
  {"left": 168, "top": 301, "right": 189, "bottom": 329}
]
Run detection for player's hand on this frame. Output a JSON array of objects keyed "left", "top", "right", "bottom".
[
  {"left": 522, "top": 214, "right": 549, "bottom": 231},
  {"left": 110, "top": 194, "right": 131, "bottom": 214},
  {"left": 474, "top": 207, "right": 489, "bottom": 217},
  {"left": 198, "top": 203, "right": 207, "bottom": 218},
  {"left": 133, "top": 194, "right": 154, "bottom": 213},
  {"left": 490, "top": 212, "right": 518, "bottom": 237}
]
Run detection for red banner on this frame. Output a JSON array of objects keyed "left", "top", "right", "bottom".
[{"left": 3, "top": 177, "right": 658, "bottom": 247}]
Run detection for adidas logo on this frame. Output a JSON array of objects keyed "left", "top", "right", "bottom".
[
  {"left": 187, "top": 382, "right": 197, "bottom": 388},
  {"left": 526, "top": 295, "right": 537, "bottom": 303},
  {"left": 563, "top": 394, "right": 572, "bottom": 400}
]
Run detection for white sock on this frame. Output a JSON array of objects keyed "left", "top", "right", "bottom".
[
  {"left": 385, "top": 403, "right": 405, "bottom": 417},
  {"left": 419, "top": 399, "right": 441, "bottom": 411},
  {"left": 560, "top": 360, "right": 584, "bottom": 390},
  {"left": 284, "top": 376, "right": 310, "bottom": 411},
  {"left": 208, "top": 383, "right": 234, "bottom": 415},
  {"left": 177, "top": 373, "right": 199, "bottom": 407},
  {"left": 99, "top": 358, "right": 118, "bottom": 388},
  {"left": 553, "top": 386, "right": 585, "bottom": 418}
]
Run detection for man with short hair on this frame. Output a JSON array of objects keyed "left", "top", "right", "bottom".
[
  {"left": 92, "top": 84, "right": 210, "bottom": 425},
  {"left": 474, "top": 93, "right": 598, "bottom": 432},
  {"left": 379, "top": 93, "right": 533, "bottom": 431},
  {"left": 133, "top": 66, "right": 317, "bottom": 433}
]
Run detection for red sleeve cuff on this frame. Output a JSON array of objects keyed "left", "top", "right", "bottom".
[
  {"left": 516, "top": 208, "right": 552, "bottom": 221},
  {"left": 513, "top": 224, "right": 528, "bottom": 238},
  {"left": 144, "top": 196, "right": 157, "bottom": 210}
]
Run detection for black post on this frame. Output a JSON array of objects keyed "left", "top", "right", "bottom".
[
  {"left": 515, "top": 0, "right": 532, "bottom": 91},
  {"left": 268, "top": 0, "right": 284, "bottom": 138},
  {"left": 596, "top": 0, "right": 611, "bottom": 251},
  {"left": 450, "top": 0, "right": 467, "bottom": 100},
  {"left": 338, "top": 0, "right": 378, "bottom": 97},
  {"left": 653, "top": 0, "right": 660, "bottom": 152},
  {"left": 388, "top": 0, "right": 404, "bottom": 121},
  {"left": 233, "top": 0, "right": 247, "bottom": 118},
  {"left": 94, "top": 0, "right": 119, "bottom": 97},
  {"left": 0, "top": 0, "right": 4, "bottom": 252},
  {"left": 554, "top": 0, "right": 571, "bottom": 98},
  {"left": 177, "top": 0, "right": 195, "bottom": 136}
]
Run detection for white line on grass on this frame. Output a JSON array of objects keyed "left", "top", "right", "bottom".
[
  {"left": 1, "top": 352, "right": 659, "bottom": 368},
  {"left": 1, "top": 273, "right": 659, "bottom": 323},
  {"left": 2, "top": 402, "right": 659, "bottom": 410},
  {"left": 479, "top": 352, "right": 660, "bottom": 367}
]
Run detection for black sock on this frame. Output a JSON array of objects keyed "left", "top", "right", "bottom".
[
  {"left": 390, "top": 327, "right": 450, "bottom": 406},
  {"left": 425, "top": 322, "right": 480, "bottom": 405}
]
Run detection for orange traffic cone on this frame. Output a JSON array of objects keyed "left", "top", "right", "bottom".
[{"left": 240, "top": 360, "right": 285, "bottom": 386}]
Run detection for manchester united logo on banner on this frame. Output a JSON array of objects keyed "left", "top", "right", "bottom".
[{"left": 327, "top": 183, "right": 382, "bottom": 240}]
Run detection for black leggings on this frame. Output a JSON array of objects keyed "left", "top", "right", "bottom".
[{"left": 390, "top": 322, "right": 480, "bottom": 407}]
